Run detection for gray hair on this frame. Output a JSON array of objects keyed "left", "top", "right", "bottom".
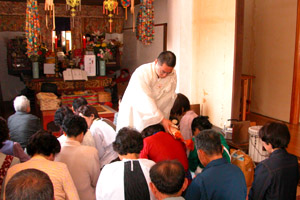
[
  {"left": 13, "top": 95, "right": 30, "bottom": 112},
  {"left": 195, "top": 129, "right": 222, "bottom": 156}
]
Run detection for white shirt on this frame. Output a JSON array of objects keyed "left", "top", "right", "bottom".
[
  {"left": 90, "top": 118, "right": 118, "bottom": 168},
  {"left": 116, "top": 62, "right": 177, "bottom": 132},
  {"left": 96, "top": 158, "right": 156, "bottom": 200}
]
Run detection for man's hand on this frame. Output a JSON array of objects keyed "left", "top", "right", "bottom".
[{"left": 161, "top": 118, "right": 173, "bottom": 133}]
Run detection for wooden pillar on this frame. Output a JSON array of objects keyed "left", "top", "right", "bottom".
[
  {"left": 290, "top": 0, "right": 300, "bottom": 125},
  {"left": 231, "top": 0, "right": 244, "bottom": 120}
]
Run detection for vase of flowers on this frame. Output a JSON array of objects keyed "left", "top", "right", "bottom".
[{"left": 29, "top": 44, "right": 49, "bottom": 78}]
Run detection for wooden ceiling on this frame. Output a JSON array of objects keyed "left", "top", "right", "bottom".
[{"left": 0, "top": 0, "right": 141, "bottom": 6}]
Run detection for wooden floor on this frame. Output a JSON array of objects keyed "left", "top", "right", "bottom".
[{"left": 248, "top": 112, "right": 300, "bottom": 158}]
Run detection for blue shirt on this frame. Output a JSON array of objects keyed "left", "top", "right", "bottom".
[{"left": 185, "top": 158, "right": 247, "bottom": 200}]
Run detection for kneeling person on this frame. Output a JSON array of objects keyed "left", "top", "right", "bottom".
[
  {"left": 150, "top": 160, "right": 188, "bottom": 200},
  {"left": 185, "top": 129, "right": 246, "bottom": 200}
]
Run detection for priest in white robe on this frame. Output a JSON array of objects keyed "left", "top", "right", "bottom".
[{"left": 116, "top": 51, "right": 177, "bottom": 133}]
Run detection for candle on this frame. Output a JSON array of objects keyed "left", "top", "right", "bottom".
[
  {"left": 83, "top": 36, "right": 86, "bottom": 49},
  {"left": 55, "top": 36, "right": 58, "bottom": 49}
]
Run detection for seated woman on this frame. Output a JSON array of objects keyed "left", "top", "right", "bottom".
[
  {"left": 189, "top": 116, "right": 230, "bottom": 174},
  {"left": 4, "top": 130, "right": 79, "bottom": 200},
  {"left": 77, "top": 105, "right": 117, "bottom": 169},
  {"left": 248, "top": 122, "right": 299, "bottom": 200},
  {"left": 170, "top": 93, "right": 198, "bottom": 140},
  {"left": 55, "top": 115, "right": 100, "bottom": 200},
  {"left": 96, "top": 127, "right": 156, "bottom": 200},
  {"left": 55, "top": 105, "right": 95, "bottom": 147},
  {"left": 0, "top": 117, "right": 29, "bottom": 162},
  {"left": 140, "top": 124, "right": 189, "bottom": 175}
]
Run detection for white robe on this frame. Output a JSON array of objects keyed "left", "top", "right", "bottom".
[
  {"left": 95, "top": 158, "right": 156, "bottom": 200},
  {"left": 117, "top": 62, "right": 177, "bottom": 132}
]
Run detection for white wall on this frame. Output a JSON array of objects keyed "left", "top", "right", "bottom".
[
  {"left": 243, "top": 0, "right": 297, "bottom": 122},
  {"left": 167, "top": 0, "right": 193, "bottom": 97},
  {"left": 122, "top": 0, "right": 168, "bottom": 73},
  {"left": 0, "top": 32, "right": 26, "bottom": 101},
  {"left": 190, "top": 0, "right": 236, "bottom": 127}
]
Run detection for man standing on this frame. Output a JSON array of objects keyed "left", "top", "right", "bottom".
[
  {"left": 185, "top": 129, "right": 247, "bottom": 200},
  {"left": 117, "top": 51, "right": 177, "bottom": 133},
  {"left": 8, "top": 95, "right": 41, "bottom": 149}
]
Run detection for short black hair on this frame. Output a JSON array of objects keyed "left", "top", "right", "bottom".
[
  {"left": 157, "top": 51, "right": 176, "bottom": 67},
  {"left": 77, "top": 105, "right": 99, "bottom": 118},
  {"left": 5, "top": 169, "right": 54, "bottom": 200},
  {"left": 62, "top": 115, "right": 88, "bottom": 137},
  {"left": 0, "top": 117, "right": 9, "bottom": 148},
  {"left": 150, "top": 160, "right": 185, "bottom": 195},
  {"left": 170, "top": 93, "right": 190, "bottom": 116},
  {"left": 113, "top": 127, "right": 143, "bottom": 155},
  {"left": 141, "top": 124, "right": 165, "bottom": 138},
  {"left": 27, "top": 130, "right": 61, "bottom": 157},
  {"left": 259, "top": 122, "right": 290, "bottom": 149},
  {"left": 54, "top": 105, "right": 74, "bottom": 127},
  {"left": 72, "top": 97, "right": 88, "bottom": 112},
  {"left": 191, "top": 116, "right": 212, "bottom": 133},
  {"left": 195, "top": 129, "right": 222, "bottom": 156}
]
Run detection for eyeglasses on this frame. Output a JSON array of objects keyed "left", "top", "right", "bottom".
[{"left": 158, "top": 66, "right": 173, "bottom": 76}]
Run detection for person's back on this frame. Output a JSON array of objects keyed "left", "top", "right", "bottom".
[
  {"left": 248, "top": 122, "right": 299, "bottom": 200},
  {"left": 4, "top": 131, "right": 80, "bottom": 200},
  {"left": 185, "top": 158, "right": 246, "bottom": 200},
  {"left": 8, "top": 96, "right": 41, "bottom": 149},
  {"left": 249, "top": 149, "right": 298, "bottom": 200},
  {"left": 55, "top": 115, "right": 100, "bottom": 200},
  {"left": 8, "top": 112, "right": 41, "bottom": 148},
  {"left": 185, "top": 129, "right": 246, "bottom": 200},
  {"left": 140, "top": 131, "right": 188, "bottom": 172}
]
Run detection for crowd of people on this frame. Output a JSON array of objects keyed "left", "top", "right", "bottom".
[{"left": 0, "top": 51, "right": 298, "bottom": 200}]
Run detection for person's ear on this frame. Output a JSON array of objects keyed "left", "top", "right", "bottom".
[
  {"left": 154, "top": 59, "right": 158, "bottom": 65},
  {"left": 181, "top": 178, "right": 188, "bottom": 192},
  {"left": 149, "top": 182, "right": 159, "bottom": 197}
]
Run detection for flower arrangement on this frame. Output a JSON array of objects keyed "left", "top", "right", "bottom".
[
  {"left": 86, "top": 31, "right": 122, "bottom": 62},
  {"left": 29, "top": 44, "right": 50, "bottom": 63}
]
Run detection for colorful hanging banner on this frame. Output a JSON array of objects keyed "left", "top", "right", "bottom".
[
  {"left": 136, "top": 0, "right": 154, "bottom": 45},
  {"left": 26, "top": 0, "right": 41, "bottom": 58}
]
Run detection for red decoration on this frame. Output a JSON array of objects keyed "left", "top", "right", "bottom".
[
  {"left": 54, "top": 36, "right": 57, "bottom": 49},
  {"left": 82, "top": 36, "right": 86, "bottom": 49}
]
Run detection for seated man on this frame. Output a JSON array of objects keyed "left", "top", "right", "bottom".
[
  {"left": 188, "top": 116, "right": 230, "bottom": 173},
  {"left": 248, "top": 122, "right": 299, "bottom": 200},
  {"left": 185, "top": 129, "right": 246, "bottom": 200},
  {"left": 55, "top": 115, "right": 100, "bottom": 200},
  {"left": 8, "top": 95, "right": 41, "bottom": 149},
  {"left": 149, "top": 160, "right": 188, "bottom": 200},
  {"left": 140, "top": 124, "right": 189, "bottom": 173},
  {"left": 5, "top": 168, "right": 54, "bottom": 200},
  {"left": 96, "top": 127, "right": 156, "bottom": 200},
  {"left": 4, "top": 130, "right": 79, "bottom": 200}
]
